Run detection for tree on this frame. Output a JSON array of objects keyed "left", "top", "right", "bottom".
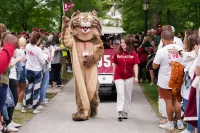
[
  {"left": 0, "top": 0, "right": 60, "bottom": 32},
  {"left": 121, "top": 0, "right": 200, "bottom": 34},
  {"left": 63, "top": 0, "right": 103, "bottom": 17}
]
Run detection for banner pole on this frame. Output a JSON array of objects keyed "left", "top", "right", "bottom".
[{"left": 62, "top": 0, "right": 65, "bottom": 16}]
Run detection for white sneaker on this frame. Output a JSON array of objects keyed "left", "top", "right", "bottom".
[
  {"left": 33, "top": 109, "right": 40, "bottom": 114},
  {"left": 15, "top": 103, "right": 22, "bottom": 111},
  {"left": 37, "top": 105, "right": 44, "bottom": 110},
  {"left": 11, "top": 121, "right": 21, "bottom": 128},
  {"left": 177, "top": 122, "right": 184, "bottom": 130},
  {"left": 41, "top": 101, "right": 48, "bottom": 106},
  {"left": 159, "top": 123, "right": 174, "bottom": 130},
  {"left": 7, "top": 123, "right": 18, "bottom": 132},
  {"left": 27, "top": 105, "right": 32, "bottom": 109},
  {"left": 181, "top": 129, "right": 193, "bottom": 133},
  {"left": 45, "top": 98, "right": 49, "bottom": 102},
  {"left": 21, "top": 107, "right": 27, "bottom": 113}
]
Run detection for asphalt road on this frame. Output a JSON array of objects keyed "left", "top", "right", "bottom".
[{"left": 18, "top": 78, "right": 165, "bottom": 133}]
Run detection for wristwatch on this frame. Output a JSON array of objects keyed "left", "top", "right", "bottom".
[{"left": 178, "top": 50, "right": 183, "bottom": 56}]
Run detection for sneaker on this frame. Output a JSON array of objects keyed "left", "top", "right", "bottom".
[
  {"left": 57, "top": 85, "right": 61, "bottom": 88},
  {"left": 15, "top": 103, "right": 22, "bottom": 111},
  {"left": 159, "top": 119, "right": 168, "bottom": 124},
  {"left": 27, "top": 105, "right": 32, "bottom": 109},
  {"left": 118, "top": 111, "right": 123, "bottom": 121},
  {"left": 123, "top": 112, "right": 128, "bottom": 119},
  {"left": 7, "top": 123, "right": 18, "bottom": 132},
  {"left": 37, "top": 105, "right": 44, "bottom": 110},
  {"left": 11, "top": 121, "right": 21, "bottom": 128},
  {"left": 149, "top": 83, "right": 155, "bottom": 86},
  {"left": 177, "top": 122, "right": 184, "bottom": 130},
  {"left": 181, "top": 129, "right": 193, "bottom": 133},
  {"left": 21, "top": 107, "right": 27, "bottom": 113},
  {"left": 41, "top": 101, "right": 48, "bottom": 106},
  {"left": 33, "top": 109, "right": 40, "bottom": 114},
  {"left": 159, "top": 123, "right": 174, "bottom": 130}
]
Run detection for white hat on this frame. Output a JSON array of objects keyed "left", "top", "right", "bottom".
[
  {"left": 171, "top": 26, "right": 175, "bottom": 32},
  {"left": 113, "top": 40, "right": 120, "bottom": 44}
]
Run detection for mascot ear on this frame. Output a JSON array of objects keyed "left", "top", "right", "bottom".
[
  {"left": 91, "top": 10, "right": 98, "bottom": 17},
  {"left": 71, "top": 10, "right": 81, "bottom": 19}
]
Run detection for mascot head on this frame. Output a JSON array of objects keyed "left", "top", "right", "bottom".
[{"left": 69, "top": 10, "right": 102, "bottom": 41}]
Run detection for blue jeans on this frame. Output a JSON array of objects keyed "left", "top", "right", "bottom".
[
  {"left": 0, "top": 84, "right": 8, "bottom": 112},
  {"left": 24, "top": 69, "right": 42, "bottom": 109},
  {"left": 183, "top": 98, "right": 195, "bottom": 132},
  {"left": 18, "top": 66, "right": 26, "bottom": 82},
  {"left": 40, "top": 71, "right": 49, "bottom": 103}
]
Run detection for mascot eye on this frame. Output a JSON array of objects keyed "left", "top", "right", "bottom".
[
  {"left": 88, "top": 18, "right": 92, "bottom": 22},
  {"left": 79, "top": 18, "right": 84, "bottom": 22}
]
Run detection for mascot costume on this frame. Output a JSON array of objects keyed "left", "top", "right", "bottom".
[{"left": 62, "top": 10, "right": 104, "bottom": 121}]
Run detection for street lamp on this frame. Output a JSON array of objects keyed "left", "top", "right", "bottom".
[{"left": 143, "top": 0, "right": 150, "bottom": 36}]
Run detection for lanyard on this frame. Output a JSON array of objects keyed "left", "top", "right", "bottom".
[
  {"left": 123, "top": 52, "right": 127, "bottom": 73},
  {"left": 84, "top": 42, "right": 87, "bottom": 51}
]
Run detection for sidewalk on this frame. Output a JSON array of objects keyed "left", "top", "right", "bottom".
[{"left": 18, "top": 78, "right": 165, "bottom": 133}]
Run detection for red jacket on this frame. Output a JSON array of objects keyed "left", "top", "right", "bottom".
[{"left": 0, "top": 43, "right": 15, "bottom": 74}]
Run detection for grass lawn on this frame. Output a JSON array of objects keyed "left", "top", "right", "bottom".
[
  {"left": 139, "top": 82, "right": 161, "bottom": 117},
  {"left": 13, "top": 72, "right": 73, "bottom": 125}
]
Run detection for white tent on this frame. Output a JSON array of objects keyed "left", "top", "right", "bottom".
[{"left": 102, "top": 26, "right": 125, "bottom": 34}]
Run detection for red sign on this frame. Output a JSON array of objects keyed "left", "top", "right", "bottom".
[
  {"left": 63, "top": 2, "right": 75, "bottom": 12},
  {"left": 98, "top": 49, "right": 116, "bottom": 74}
]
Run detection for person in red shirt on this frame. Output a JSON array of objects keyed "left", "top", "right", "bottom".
[
  {"left": 112, "top": 36, "right": 140, "bottom": 121},
  {"left": 0, "top": 24, "right": 18, "bottom": 74},
  {"left": 0, "top": 33, "right": 18, "bottom": 132}
]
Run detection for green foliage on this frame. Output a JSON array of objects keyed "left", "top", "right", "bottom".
[
  {"left": 64, "top": 0, "right": 103, "bottom": 17},
  {"left": 121, "top": 0, "right": 200, "bottom": 34},
  {"left": 0, "top": 0, "right": 61, "bottom": 32}
]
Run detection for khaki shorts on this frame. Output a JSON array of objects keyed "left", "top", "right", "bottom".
[{"left": 158, "top": 86, "right": 173, "bottom": 100}]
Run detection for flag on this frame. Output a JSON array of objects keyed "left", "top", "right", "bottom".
[{"left": 63, "top": 2, "right": 75, "bottom": 12}]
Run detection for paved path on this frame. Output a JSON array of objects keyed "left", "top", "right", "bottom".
[{"left": 19, "top": 78, "right": 165, "bottom": 133}]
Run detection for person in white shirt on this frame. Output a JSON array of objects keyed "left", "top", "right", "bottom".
[
  {"left": 153, "top": 30, "right": 184, "bottom": 131},
  {"left": 38, "top": 37, "right": 52, "bottom": 106},
  {"left": 15, "top": 41, "right": 27, "bottom": 111},
  {"left": 195, "top": 36, "right": 200, "bottom": 132},
  {"left": 22, "top": 33, "right": 45, "bottom": 114},
  {"left": 158, "top": 26, "right": 184, "bottom": 49}
]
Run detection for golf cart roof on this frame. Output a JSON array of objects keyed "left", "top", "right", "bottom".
[{"left": 102, "top": 26, "right": 125, "bottom": 34}]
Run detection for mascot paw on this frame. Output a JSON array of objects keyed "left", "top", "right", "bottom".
[
  {"left": 72, "top": 112, "right": 88, "bottom": 121},
  {"left": 90, "top": 108, "right": 98, "bottom": 117},
  {"left": 83, "top": 56, "right": 95, "bottom": 68},
  {"left": 62, "top": 16, "right": 70, "bottom": 29}
]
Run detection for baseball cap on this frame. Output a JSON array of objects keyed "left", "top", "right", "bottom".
[
  {"left": 113, "top": 40, "right": 120, "bottom": 45},
  {"left": 21, "top": 31, "right": 26, "bottom": 35},
  {"left": 44, "top": 32, "right": 49, "bottom": 36},
  {"left": 158, "top": 24, "right": 162, "bottom": 28},
  {"left": 39, "top": 28, "right": 44, "bottom": 32},
  {"left": 32, "top": 28, "right": 38, "bottom": 31}
]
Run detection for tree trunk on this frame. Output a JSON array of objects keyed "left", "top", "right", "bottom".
[
  {"left": 151, "top": 12, "right": 162, "bottom": 29},
  {"left": 167, "top": 8, "right": 171, "bottom": 25}
]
